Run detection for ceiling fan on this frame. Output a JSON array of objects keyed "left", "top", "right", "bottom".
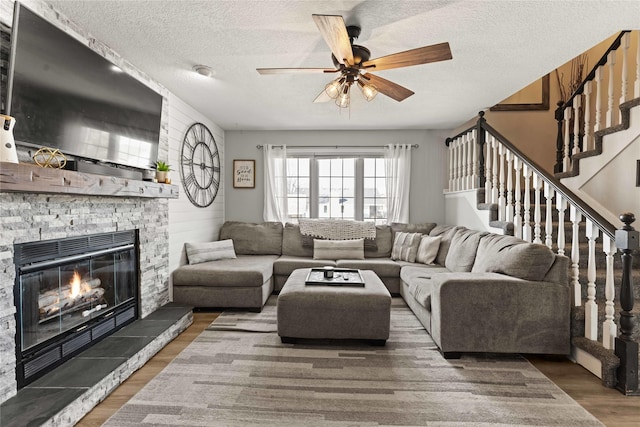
[{"left": 256, "top": 14, "right": 452, "bottom": 107}]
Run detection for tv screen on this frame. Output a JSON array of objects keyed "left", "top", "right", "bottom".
[{"left": 7, "top": 4, "right": 162, "bottom": 171}]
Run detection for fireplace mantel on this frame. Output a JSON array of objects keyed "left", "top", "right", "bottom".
[{"left": 0, "top": 162, "right": 178, "bottom": 199}]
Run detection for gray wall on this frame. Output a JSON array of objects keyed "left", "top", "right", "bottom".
[{"left": 224, "top": 129, "right": 451, "bottom": 224}]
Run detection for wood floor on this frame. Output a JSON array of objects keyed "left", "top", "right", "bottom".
[{"left": 76, "top": 312, "right": 640, "bottom": 427}]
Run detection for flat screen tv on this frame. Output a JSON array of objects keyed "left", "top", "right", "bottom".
[{"left": 6, "top": 3, "right": 162, "bottom": 171}]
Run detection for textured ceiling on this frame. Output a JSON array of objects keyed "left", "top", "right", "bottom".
[{"left": 46, "top": 0, "right": 640, "bottom": 131}]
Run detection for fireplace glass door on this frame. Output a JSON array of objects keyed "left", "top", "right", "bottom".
[{"left": 19, "top": 247, "right": 136, "bottom": 352}]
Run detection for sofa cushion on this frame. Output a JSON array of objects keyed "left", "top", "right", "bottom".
[
  {"left": 185, "top": 239, "right": 236, "bottom": 265},
  {"left": 336, "top": 258, "right": 401, "bottom": 278},
  {"left": 429, "top": 225, "right": 465, "bottom": 266},
  {"left": 282, "top": 223, "right": 313, "bottom": 258},
  {"left": 219, "top": 221, "right": 283, "bottom": 255},
  {"left": 313, "top": 239, "right": 365, "bottom": 260},
  {"left": 274, "top": 256, "right": 336, "bottom": 276},
  {"left": 415, "top": 235, "right": 441, "bottom": 265},
  {"left": 365, "top": 225, "right": 393, "bottom": 258},
  {"left": 391, "top": 232, "right": 422, "bottom": 262},
  {"left": 172, "top": 255, "right": 278, "bottom": 288},
  {"left": 471, "top": 234, "right": 556, "bottom": 281},
  {"left": 400, "top": 265, "right": 448, "bottom": 311},
  {"left": 445, "top": 229, "right": 486, "bottom": 272}
]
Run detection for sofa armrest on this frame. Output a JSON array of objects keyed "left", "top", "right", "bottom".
[{"left": 428, "top": 272, "right": 570, "bottom": 355}]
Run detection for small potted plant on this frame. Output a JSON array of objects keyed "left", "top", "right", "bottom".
[{"left": 155, "top": 161, "right": 171, "bottom": 183}]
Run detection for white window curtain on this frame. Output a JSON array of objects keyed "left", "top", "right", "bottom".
[
  {"left": 385, "top": 144, "right": 412, "bottom": 224},
  {"left": 263, "top": 144, "right": 289, "bottom": 223}
]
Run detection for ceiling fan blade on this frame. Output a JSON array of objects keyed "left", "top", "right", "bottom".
[
  {"left": 257, "top": 68, "right": 338, "bottom": 75},
  {"left": 313, "top": 89, "right": 333, "bottom": 103},
  {"left": 361, "top": 73, "right": 414, "bottom": 102},
  {"left": 362, "top": 42, "right": 452, "bottom": 71},
  {"left": 312, "top": 14, "right": 354, "bottom": 66}
]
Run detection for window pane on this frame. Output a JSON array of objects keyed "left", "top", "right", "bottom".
[
  {"left": 376, "top": 177, "right": 386, "bottom": 197},
  {"left": 318, "top": 159, "right": 331, "bottom": 176},
  {"left": 342, "top": 158, "right": 355, "bottom": 176},
  {"left": 299, "top": 159, "right": 310, "bottom": 175},
  {"left": 364, "top": 158, "right": 375, "bottom": 176},
  {"left": 318, "top": 177, "right": 330, "bottom": 199},
  {"left": 330, "top": 177, "right": 343, "bottom": 197},
  {"left": 298, "top": 178, "right": 309, "bottom": 196},
  {"left": 376, "top": 158, "right": 386, "bottom": 174},
  {"left": 287, "top": 158, "right": 298, "bottom": 175}
]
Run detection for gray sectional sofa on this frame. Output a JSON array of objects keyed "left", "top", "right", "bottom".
[{"left": 172, "top": 221, "right": 571, "bottom": 357}]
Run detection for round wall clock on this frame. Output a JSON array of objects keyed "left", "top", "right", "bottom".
[{"left": 179, "top": 123, "right": 220, "bottom": 208}]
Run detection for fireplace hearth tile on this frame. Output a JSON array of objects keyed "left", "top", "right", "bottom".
[
  {"left": 0, "top": 303, "right": 193, "bottom": 427},
  {"left": 27, "top": 356, "right": 128, "bottom": 388},
  {"left": 77, "top": 335, "right": 157, "bottom": 358},
  {"left": 0, "top": 387, "right": 85, "bottom": 427},
  {"left": 112, "top": 319, "right": 176, "bottom": 337}
]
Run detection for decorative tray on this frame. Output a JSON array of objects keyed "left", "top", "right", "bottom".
[{"left": 305, "top": 268, "right": 365, "bottom": 287}]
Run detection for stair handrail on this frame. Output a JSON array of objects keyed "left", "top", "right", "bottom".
[
  {"left": 554, "top": 30, "right": 636, "bottom": 173},
  {"left": 447, "top": 112, "right": 617, "bottom": 239},
  {"left": 560, "top": 31, "right": 630, "bottom": 111}
]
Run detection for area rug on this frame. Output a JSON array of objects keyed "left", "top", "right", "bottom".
[{"left": 104, "top": 297, "right": 604, "bottom": 426}]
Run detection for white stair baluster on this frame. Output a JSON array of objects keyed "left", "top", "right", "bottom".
[
  {"left": 563, "top": 107, "right": 572, "bottom": 172},
  {"left": 583, "top": 81, "right": 592, "bottom": 151},
  {"left": 498, "top": 144, "right": 506, "bottom": 222},
  {"left": 453, "top": 138, "right": 460, "bottom": 191},
  {"left": 449, "top": 140, "right": 456, "bottom": 191},
  {"left": 556, "top": 194, "right": 567, "bottom": 256},
  {"left": 620, "top": 32, "right": 630, "bottom": 118},
  {"left": 594, "top": 66, "right": 603, "bottom": 133},
  {"left": 522, "top": 165, "right": 532, "bottom": 242},
  {"left": 491, "top": 136, "right": 499, "bottom": 204},
  {"left": 570, "top": 205, "right": 582, "bottom": 306},
  {"left": 532, "top": 173, "right": 542, "bottom": 244},
  {"left": 484, "top": 131, "right": 492, "bottom": 203},
  {"left": 466, "top": 132, "right": 473, "bottom": 189},
  {"left": 471, "top": 130, "right": 479, "bottom": 190},
  {"left": 635, "top": 30, "right": 640, "bottom": 98},
  {"left": 513, "top": 158, "right": 522, "bottom": 238},
  {"left": 461, "top": 135, "right": 468, "bottom": 190},
  {"left": 584, "top": 219, "right": 599, "bottom": 341},
  {"left": 505, "top": 150, "right": 514, "bottom": 222},
  {"left": 573, "top": 96, "right": 582, "bottom": 156},
  {"left": 606, "top": 51, "right": 615, "bottom": 127},
  {"left": 544, "top": 182, "right": 554, "bottom": 249},
  {"left": 602, "top": 234, "right": 617, "bottom": 350}
]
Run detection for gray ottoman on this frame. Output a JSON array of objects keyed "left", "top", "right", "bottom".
[{"left": 277, "top": 268, "right": 391, "bottom": 345}]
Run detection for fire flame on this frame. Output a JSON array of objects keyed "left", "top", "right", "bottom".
[{"left": 70, "top": 271, "right": 82, "bottom": 299}]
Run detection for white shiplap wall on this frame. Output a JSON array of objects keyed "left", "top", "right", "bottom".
[{"left": 167, "top": 93, "right": 225, "bottom": 297}]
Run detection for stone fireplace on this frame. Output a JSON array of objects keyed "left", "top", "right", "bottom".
[{"left": 0, "top": 189, "right": 173, "bottom": 404}]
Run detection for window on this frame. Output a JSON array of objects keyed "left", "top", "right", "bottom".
[{"left": 286, "top": 156, "right": 387, "bottom": 224}]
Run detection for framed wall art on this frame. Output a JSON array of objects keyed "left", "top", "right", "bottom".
[
  {"left": 490, "top": 74, "right": 550, "bottom": 111},
  {"left": 233, "top": 159, "right": 255, "bottom": 188}
]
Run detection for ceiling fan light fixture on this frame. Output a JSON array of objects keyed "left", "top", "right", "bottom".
[
  {"left": 335, "top": 84, "right": 350, "bottom": 108},
  {"left": 325, "top": 77, "right": 345, "bottom": 99},
  {"left": 357, "top": 79, "right": 378, "bottom": 102}
]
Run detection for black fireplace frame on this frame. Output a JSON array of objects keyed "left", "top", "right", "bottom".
[{"left": 13, "top": 230, "right": 140, "bottom": 388}]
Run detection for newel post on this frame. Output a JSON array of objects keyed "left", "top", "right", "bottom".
[
  {"left": 554, "top": 101, "right": 565, "bottom": 174},
  {"left": 615, "top": 212, "right": 639, "bottom": 395},
  {"left": 476, "top": 111, "right": 487, "bottom": 188}
]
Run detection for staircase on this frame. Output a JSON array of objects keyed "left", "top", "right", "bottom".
[{"left": 443, "top": 30, "right": 640, "bottom": 394}]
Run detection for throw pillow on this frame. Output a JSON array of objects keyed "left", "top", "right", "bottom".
[
  {"left": 185, "top": 239, "right": 237, "bottom": 265},
  {"left": 313, "top": 239, "right": 365, "bottom": 260},
  {"left": 415, "top": 235, "right": 442, "bottom": 265},
  {"left": 390, "top": 232, "right": 422, "bottom": 262}
]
